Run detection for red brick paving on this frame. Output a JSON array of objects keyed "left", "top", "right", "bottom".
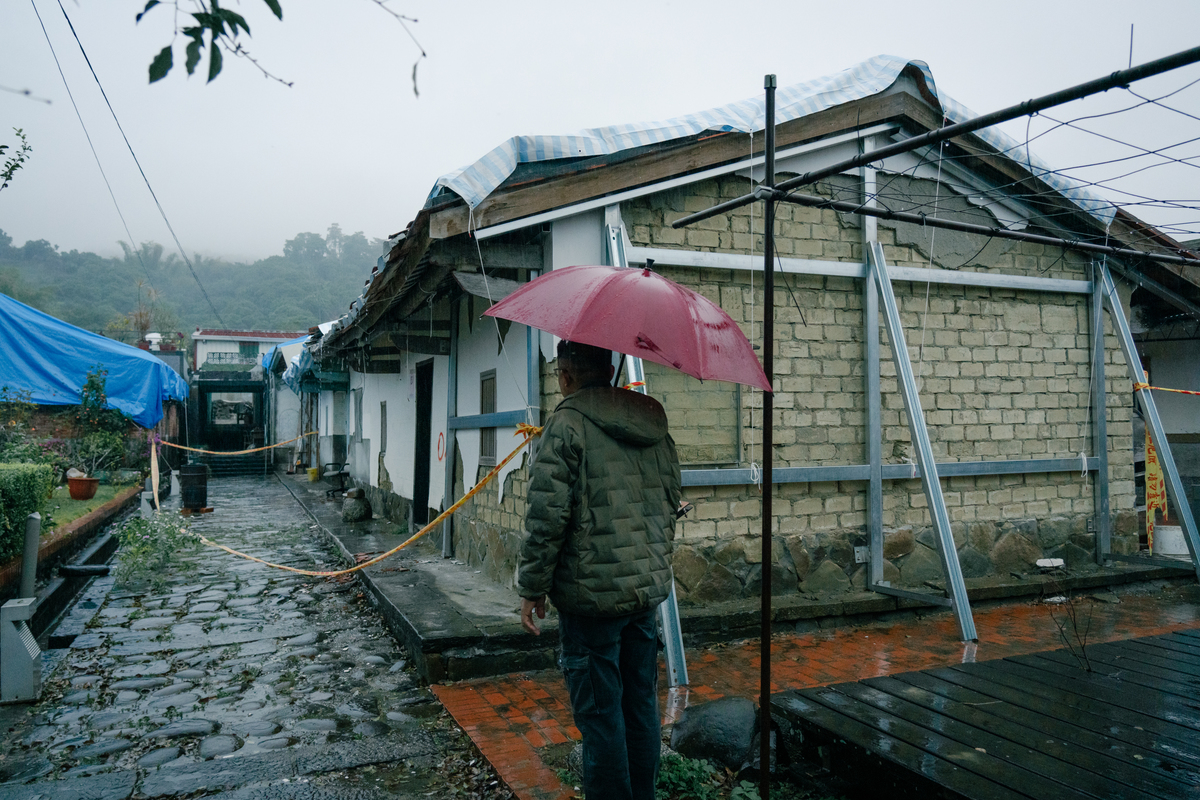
[{"left": 431, "top": 592, "right": 1200, "bottom": 800}]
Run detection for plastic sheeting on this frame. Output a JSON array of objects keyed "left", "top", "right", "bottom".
[
  {"left": 0, "top": 293, "right": 188, "bottom": 428},
  {"left": 431, "top": 55, "right": 1114, "bottom": 226}
]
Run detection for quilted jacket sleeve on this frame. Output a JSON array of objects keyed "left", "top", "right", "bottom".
[{"left": 517, "top": 412, "right": 580, "bottom": 600}]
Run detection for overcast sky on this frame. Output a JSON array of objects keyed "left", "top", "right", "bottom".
[{"left": 4, "top": 0, "right": 1200, "bottom": 263}]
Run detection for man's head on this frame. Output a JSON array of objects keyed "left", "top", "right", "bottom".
[{"left": 556, "top": 340, "right": 614, "bottom": 396}]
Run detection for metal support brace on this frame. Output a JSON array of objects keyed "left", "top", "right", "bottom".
[
  {"left": 606, "top": 207, "right": 689, "bottom": 687},
  {"left": 1, "top": 597, "right": 41, "bottom": 704},
  {"left": 442, "top": 298, "right": 460, "bottom": 558},
  {"left": 868, "top": 242, "right": 977, "bottom": 641},
  {"left": 1089, "top": 262, "right": 1111, "bottom": 563},
  {"left": 862, "top": 141, "right": 885, "bottom": 588},
  {"left": 1098, "top": 264, "right": 1200, "bottom": 581}
]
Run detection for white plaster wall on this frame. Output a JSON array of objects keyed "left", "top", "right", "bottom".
[
  {"left": 271, "top": 383, "right": 301, "bottom": 445},
  {"left": 454, "top": 305, "right": 532, "bottom": 501},
  {"left": 1142, "top": 339, "right": 1200, "bottom": 434},
  {"left": 353, "top": 355, "right": 448, "bottom": 510},
  {"left": 540, "top": 209, "right": 605, "bottom": 364}
]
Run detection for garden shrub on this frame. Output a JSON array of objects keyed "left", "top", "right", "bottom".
[
  {"left": 0, "top": 462, "right": 53, "bottom": 561},
  {"left": 113, "top": 513, "right": 197, "bottom": 590},
  {"left": 74, "top": 431, "right": 125, "bottom": 477}
]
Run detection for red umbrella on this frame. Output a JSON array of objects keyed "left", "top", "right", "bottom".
[{"left": 483, "top": 264, "right": 771, "bottom": 391}]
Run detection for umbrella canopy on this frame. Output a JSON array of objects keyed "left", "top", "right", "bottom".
[{"left": 484, "top": 265, "right": 770, "bottom": 391}]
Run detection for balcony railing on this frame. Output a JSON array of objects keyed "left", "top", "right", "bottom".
[{"left": 205, "top": 352, "right": 258, "bottom": 365}]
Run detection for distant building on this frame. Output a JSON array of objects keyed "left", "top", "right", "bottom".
[{"left": 190, "top": 328, "right": 306, "bottom": 452}]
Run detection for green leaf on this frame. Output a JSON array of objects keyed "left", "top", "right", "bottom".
[
  {"left": 185, "top": 37, "right": 203, "bottom": 76},
  {"left": 218, "top": 8, "right": 250, "bottom": 36},
  {"left": 148, "top": 45, "right": 173, "bottom": 83},
  {"left": 207, "top": 41, "right": 223, "bottom": 83},
  {"left": 135, "top": 0, "right": 160, "bottom": 23},
  {"left": 262, "top": 0, "right": 282, "bottom": 20}
]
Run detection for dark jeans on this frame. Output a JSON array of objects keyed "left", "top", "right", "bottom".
[{"left": 559, "top": 607, "right": 660, "bottom": 800}]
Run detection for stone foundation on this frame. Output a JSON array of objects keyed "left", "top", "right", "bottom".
[{"left": 670, "top": 510, "right": 1138, "bottom": 605}]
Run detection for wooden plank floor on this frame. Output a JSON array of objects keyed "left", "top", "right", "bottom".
[{"left": 772, "top": 629, "right": 1200, "bottom": 800}]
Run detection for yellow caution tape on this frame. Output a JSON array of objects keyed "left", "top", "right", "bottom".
[{"left": 191, "top": 424, "right": 543, "bottom": 578}]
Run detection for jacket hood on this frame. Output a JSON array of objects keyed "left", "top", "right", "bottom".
[{"left": 556, "top": 386, "right": 668, "bottom": 447}]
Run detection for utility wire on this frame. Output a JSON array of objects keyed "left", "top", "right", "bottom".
[
  {"left": 53, "top": 0, "right": 226, "bottom": 327},
  {"left": 30, "top": 0, "right": 155, "bottom": 291}
]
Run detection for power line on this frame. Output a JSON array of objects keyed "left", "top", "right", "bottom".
[
  {"left": 52, "top": 0, "right": 226, "bottom": 328},
  {"left": 29, "top": 0, "right": 154, "bottom": 289}
]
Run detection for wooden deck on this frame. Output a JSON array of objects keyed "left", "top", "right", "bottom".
[{"left": 773, "top": 629, "right": 1200, "bottom": 800}]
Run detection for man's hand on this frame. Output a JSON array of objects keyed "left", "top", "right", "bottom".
[{"left": 521, "top": 596, "right": 546, "bottom": 635}]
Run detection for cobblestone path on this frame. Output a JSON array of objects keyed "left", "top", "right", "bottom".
[{"left": 0, "top": 476, "right": 484, "bottom": 800}]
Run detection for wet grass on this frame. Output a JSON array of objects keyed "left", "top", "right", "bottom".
[{"left": 43, "top": 483, "right": 135, "bottom": 531}]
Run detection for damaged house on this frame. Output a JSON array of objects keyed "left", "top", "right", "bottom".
[{"left": 308, "top": 55, "right": 1200, "bottom": 613}]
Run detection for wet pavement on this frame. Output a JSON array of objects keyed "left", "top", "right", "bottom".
[
  {"left": 434, "top": 581, "right": 1200, "bottom": 800},
  {"left": 0, "top": 476, "right": 455, "bottom": 800}
]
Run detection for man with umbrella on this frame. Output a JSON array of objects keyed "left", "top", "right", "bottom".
[{"left": 518, "top": 339, "right": 681, "bottom": 800}]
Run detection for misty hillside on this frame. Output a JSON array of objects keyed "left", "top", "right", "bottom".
[{"left": 0, "top": 225, "right": 387, "bottom": 337}]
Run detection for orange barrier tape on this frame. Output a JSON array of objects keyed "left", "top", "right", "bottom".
[
  {"left": 193, "top": 423, "right": 543, "bottom": 578},
  {"left": 1133, "top": 382, "right": 1200, "bottom": 397},
  {"left": 159, "top": 431, "right": 317, "bottom": 457}
]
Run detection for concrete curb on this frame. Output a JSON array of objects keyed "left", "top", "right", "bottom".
[{"left": 0, "top": 484, "right": 140, "bottom": 602}]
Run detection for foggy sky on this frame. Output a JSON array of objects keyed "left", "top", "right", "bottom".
[{"left": 3, "top": 0, "right": 1200, "bottom": 263}]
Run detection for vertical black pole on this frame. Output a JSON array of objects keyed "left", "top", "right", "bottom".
[{"left": 760, "top": 73, "right": 776, "bottom": 800}]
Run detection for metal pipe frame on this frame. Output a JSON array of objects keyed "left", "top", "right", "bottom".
[
  {"left": 771, "top": 192, "right": 1200, "bottom": 269},
  {"left": 682, "top": 457, "right": 1099, "bottom": 487},
  {"left": 1098, "top": 264, "right": 1200, "bottom": 582},
  {"left": 673, "top": 45, "right": 1200, "bottom": 229},
  {"left": 869, "top": 241, "right": 977, "bottom": 641},
  {"left": 626, "top": 247, "right": 1092, "bottom": 295}
]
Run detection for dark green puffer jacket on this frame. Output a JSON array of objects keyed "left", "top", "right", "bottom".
[{"left": 518, "top": 386, "right": 681, "bottom": 617}]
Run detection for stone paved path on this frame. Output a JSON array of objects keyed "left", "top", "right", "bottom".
[{"left": 0, "top": 476, "right": 463, "bottom": 800}]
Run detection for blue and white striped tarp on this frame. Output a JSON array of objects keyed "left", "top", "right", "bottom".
[{"left": 431, "top": 55, "right": 1115, "bottom": 226}]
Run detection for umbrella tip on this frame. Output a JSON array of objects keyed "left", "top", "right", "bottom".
[{"left": 643, "top": 258, "right": 654, "bottom": 276}]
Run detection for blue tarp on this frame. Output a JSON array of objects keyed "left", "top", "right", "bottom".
[
  {"left": 0, "top": 293, "right": 189, "bottom": 428},
  {"left": 261, "top": 336, "right": 308, "bottom": 370}
]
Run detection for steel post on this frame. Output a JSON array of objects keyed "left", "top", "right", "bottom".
[
  {"left": 20, "top": 513, "right": 40, "bottom": 600},
  {"left": 760, "top": 73, "right": 777, "bottom": 799}
]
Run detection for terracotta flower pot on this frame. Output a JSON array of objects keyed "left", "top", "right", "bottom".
[{"left": 68, "top": 476, "right": 100, "bottom": 501}]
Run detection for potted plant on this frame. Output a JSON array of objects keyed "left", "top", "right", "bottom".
[{"left": 67, "top": 431, "right": 123, "bottom": 500}]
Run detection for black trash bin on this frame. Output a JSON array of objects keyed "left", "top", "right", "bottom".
[{"left": 179, "top": 464, "right": 209, "bottom": 509}]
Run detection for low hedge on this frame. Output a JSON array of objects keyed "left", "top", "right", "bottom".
[{"left": 0, "top": 463, "right": 54, "bottom": 561}]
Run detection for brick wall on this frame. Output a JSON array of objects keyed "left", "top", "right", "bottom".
[{"left": 447, "top": 173, "right": 1137, "bottom": 603}]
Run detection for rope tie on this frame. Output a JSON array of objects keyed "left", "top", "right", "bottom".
[
  {"left": 1134, "top": 382, "right": 1200, "bottom": 396},
  {"left": 158, "top": 431, "right": 317, "bottom": 456},
  {"left": 180, "top": 425, "right": 543, "bottom": 578}
]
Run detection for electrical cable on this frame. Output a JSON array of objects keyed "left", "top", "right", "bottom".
[
  {"left": 53, "top": 0, "right": 226, "bottom": 327},
  {"left": 29, "top": 0, "right": 155, "bottom": 291}
]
